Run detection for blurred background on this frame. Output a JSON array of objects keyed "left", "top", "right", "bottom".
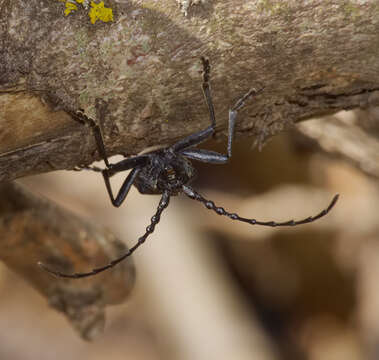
[{"left": 0, "top": 108, "right": 378, "bottom": 360}]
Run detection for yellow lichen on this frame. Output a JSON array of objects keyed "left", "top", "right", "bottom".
[
  {"left": 89, "top": 1, "right": 113, "bottom": 24},
  {"left": 60, "top": 0, "right": 113, "bottom": 24},
  {"left": 64, "top": 2, "right": 78, "bottom": 16}
]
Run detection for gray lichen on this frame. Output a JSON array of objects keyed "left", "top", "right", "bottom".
[{"left": 176, "top": 0, "right": 208, "bottom": 16}]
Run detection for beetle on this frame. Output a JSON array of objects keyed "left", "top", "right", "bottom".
[{"left": 39, "top": 57, "right": 338, "bottom": 278}]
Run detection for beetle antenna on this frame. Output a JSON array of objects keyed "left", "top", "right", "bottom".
[
  {"left": 39, "top": 192, "right": 170, "bottom": 279},
  {"left": 182, "top": 185, "right": 339, "bottom": 227}
]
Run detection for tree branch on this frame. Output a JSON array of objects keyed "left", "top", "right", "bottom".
[
  {"left": 1, "top": 0, "right": 379, "bottom": 181},
  {"left": 0, "top": 181, "right": 135, "bottom": 340}
]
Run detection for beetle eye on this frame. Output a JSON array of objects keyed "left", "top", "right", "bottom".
[{"left": 165, "top": 166, "right": 176, "bottom": 180}]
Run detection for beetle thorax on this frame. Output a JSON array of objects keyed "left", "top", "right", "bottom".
[{"left": 134, "top": 150, "right": 195, "bottom": 195}]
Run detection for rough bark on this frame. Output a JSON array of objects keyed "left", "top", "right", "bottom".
[
  {"left": 1, "top": 0, "right": 379, "bottom": 181},
  {"left": 0, "top": 181, "right": 135, "bottom": 340}
]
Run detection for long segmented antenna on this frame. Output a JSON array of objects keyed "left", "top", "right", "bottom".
[
  {"left": 182, "top": 185, "right": 339, "bottom": 227},
  {"left": 39, "top": 191, "right": 170, "bottom": 279}
]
